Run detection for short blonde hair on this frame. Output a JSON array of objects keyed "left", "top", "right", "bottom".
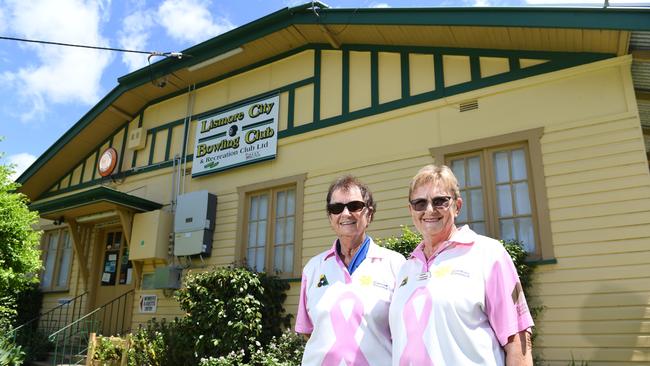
[{"left": 409, "top": 164, "right": 460, "bottom": 200}]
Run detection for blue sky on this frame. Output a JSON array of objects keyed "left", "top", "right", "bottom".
[{"left": 0, "top": 0, "right": 644, "bottom": 180}]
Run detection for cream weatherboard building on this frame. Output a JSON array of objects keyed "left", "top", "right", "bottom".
[{"left": 17, "top": 3, "right": 650, "bottom": 365}]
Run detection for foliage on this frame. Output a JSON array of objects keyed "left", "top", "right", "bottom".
[
  {"left": 568, "top": 353, "right": 589, "bottom": 366},
  {"left": 257, "top": 272, "right": 292, "bottom": 345},
  {"left": 127, "top": 317, "right": 195, "bottom": 366},
  {"left": 93, "top": 336, "right": 122, "bottom": 361},
  {"left": 0, "top": 333, "right": 24, "bottom": 366},
  {"left": 378, "top": 225, "right": 422, "bottom": 258},
  {"left": 199, "top": 330, "right": 306, "bottom": 366},
  {"left": 128, "top": 266, "right": 293, "bottom": 364},
  {"left": 176, "top": 266, "right": 264, "bottom": 359},
  {"left": 0, "top": 153, "right": 42, "bottom": 329}
]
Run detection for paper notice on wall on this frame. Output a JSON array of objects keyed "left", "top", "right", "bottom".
[
  {"left": 139, "top": 295, "right": 157, "bottom": 313},
  {"left": 126, "top": 268, "right": 132, "bottom": 285},
  {"left": 108, "top": 254, "right": 117, "bottom": 261},
  {"left": 102, "top": 272, "right": 111, "bottom": 283}
]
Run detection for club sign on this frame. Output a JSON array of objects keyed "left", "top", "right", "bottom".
[{"left": 191, "top": 95, "right": 279, "bottom": 177}]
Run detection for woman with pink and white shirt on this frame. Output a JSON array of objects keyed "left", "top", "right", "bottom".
[
  {"left": 295, "top": 175, "right": 405, "bottom": 366},
  {"left": 389, "top": 164, "right": 534, "bottom": 366}
]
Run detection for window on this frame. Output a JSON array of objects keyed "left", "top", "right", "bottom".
[
  {"left": 431, "top": 128, "right": 554, "bottom": 261},
  {"left": 237, "top": 174, "right": 305, "bottom": 276},
  {"left": 41, "top": 228, "right": 73, "bottom": 291}
]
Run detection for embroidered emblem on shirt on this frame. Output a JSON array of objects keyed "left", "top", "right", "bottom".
[
  {"left": 359, "top": 275, "right": 372, "bottom": 286},
  {"left": 317, "top": 274, "right": 329, "bottom": 287},
  {"left": 433, "top": 265, "right": 453, "bottom": 278},
  {"left": 400, "top": 276, "right": 409, "bottom": 287},
  {"left": 451, "top": 269, "right": 470, "bottom": 278}
]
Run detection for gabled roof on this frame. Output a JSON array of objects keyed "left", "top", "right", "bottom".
[{"left": 16, "top": 2, "right": 650, "bottom": 200}]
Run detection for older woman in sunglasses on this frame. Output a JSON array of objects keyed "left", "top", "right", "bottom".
[
  {"left": 389, "top": 165, "right": 534, "bottom": 366},
  {"left": 295, "top": 175, "right": 405, "bottom": 366}
]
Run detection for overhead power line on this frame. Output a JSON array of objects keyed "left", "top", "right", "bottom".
[{"left": 0, "top": 35, "right": 187, "bottom": 59}]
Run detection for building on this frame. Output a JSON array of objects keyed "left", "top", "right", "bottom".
[{"left": 17, "top": 3, "right": 650, "bottom": 364}]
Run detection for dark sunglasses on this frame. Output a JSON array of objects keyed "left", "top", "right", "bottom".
[
  {"left": 327, "top": 200, "right": 366, "bottom": 215},
  {"left": 409, "top": 196, "right": 453, "bottom": 211}
]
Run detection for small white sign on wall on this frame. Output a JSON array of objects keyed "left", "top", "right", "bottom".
[{"left": 139, "top": 294, "right": 158, "bottom": 313}]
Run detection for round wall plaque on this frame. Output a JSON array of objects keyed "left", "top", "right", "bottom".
[{"left": 98, "top": 147, "right": 118, "bottom": 177}]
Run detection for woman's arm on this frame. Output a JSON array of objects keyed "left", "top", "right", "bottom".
[{"left": 504, "top": 330, "right": 533, "bottom": 366}]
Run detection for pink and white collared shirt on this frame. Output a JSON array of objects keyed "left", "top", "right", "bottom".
[
  {"left": 389, "top": 225, "right": 534, "bottom": 366},
  {"left": 295, "top": 237, "right": 405, "bottom": 366}
]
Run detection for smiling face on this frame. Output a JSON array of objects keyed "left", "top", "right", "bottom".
[
  {"left": 409, "top": 181, "right": 462, "bottom": 247},
  {"left": 328, "top": 186, "right": 370, "bottom": 246}
]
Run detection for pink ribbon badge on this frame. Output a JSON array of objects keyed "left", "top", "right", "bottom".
[
  {"left": 322, "top": 292, "right": 370, "bottom": 366},
  {"left": 400, "top": 287, "right": 434, "bottom": 366}
]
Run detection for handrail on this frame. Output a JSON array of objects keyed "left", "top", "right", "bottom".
[
  {"left": 48, "top": 289, "right": 135, "bottom": 365},
  {"left": 19, "top": 291, "right": 89, "bottom": 330}
]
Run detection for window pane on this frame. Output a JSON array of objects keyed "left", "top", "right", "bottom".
[
  {"left": 42, "top": 234, "right": 59, "bottom": 289},
  {"left": 457, "top": 191, "right": 468, "bottom": 223},
  {"left": 494, "top": 151, "right": 510, "bottom": 183},
  {"left": 259, "top": 195, "right": 269, "bottom": 220},
  {"left": 255, "top": 248, "right": 265, "bottom": 272},
  {"left": 285, "top": 245, "right": 294, "bottom": 273},
  {"left": 472, "top": 222, "right": 487, "bottom": 236},
  {"left": 513, "top": 182, "right": 531, "bottom": 215},
  {"left": 250, "top": 196, "right": 258, "bottom": 220},
  {"left": 468, "top": 156, "right": 481, "bottom": 186},
  {"left": 286, "top": 217, "right": 295, "bottom": 244},
  {"left": 247, "top": 248, "right": 255, "bottom": 268},
  {"left": 499, "top": 219, "right": 516, "bottom": 241},
  {"left": 275, "top": 218, "right": 285, "bottom": 244},
  {"left": 469, "top": 189, "right": 484, "bottom": 221},
  {"left": 451, "top": 159, "right": 466, "bottom": 187},
  {"left": 496, "top": 184, "right": 513, "bottom": 217},
  {"left": 276, "top": 191, "right": 286, "bottom": 217},
  {"left": 274, "top": 246, "right": 283, "bottom": 273},
  {"left": 511, "top": 149, "right": 527, "bottom": 180},
  {"left": 56, "top": 232, "right": 72, "bottom": 288},
  {"left": 248, "top": 222, "right": 257, "bottom": 246},
  {"left": 257, "top": 220, "right": 267, "bottom": 245},
  {"left": 517, "top": 217, "right": 536, "bottom": 253},
  {"left": 287, "top": 189, "right": 295, "bottom": 215}
]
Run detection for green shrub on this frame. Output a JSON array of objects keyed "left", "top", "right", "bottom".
[
  {"left": 176, "top": 266, "right": 264, "bottom": 359},
  {"left": 378, "top": 225, "right": 422, "bottom": 258},
  {"left": 127, "top": 317, "right": 195, "bottom": 366},
  {"left": 257, "top": 272, "right": 292, "bottom": 345},
  {"left": 0, "top": 334, "right": 24, "bottom": 366},
  {"left": 93, "top": 336, "right": 122, "bottom": 361},
  {"left": 199, "top": 330, "right": 306, "bottom": 366}
]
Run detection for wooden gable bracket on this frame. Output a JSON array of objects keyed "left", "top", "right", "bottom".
[
  {"left": 117, "top": 208, "right": 143, "bottom": 289},
  {"left": 67, "top": 218, "right": 90, "bottom": 288}
]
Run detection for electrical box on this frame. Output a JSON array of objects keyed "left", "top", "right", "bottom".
[
  {"left": 130, "top": 210, "right": 173, "bottom": 261},
  {"left": 153, "top": 267, "right": 181, "bottom": 289},
  {"left": 173, "top": 191, "right": 216, "bottom": 257},
  {"left": 174, "top": 230, "right": 213, "bottom": 256},
  {"left": 127, "top": 127, "right": 146, "bottom": 150},
  {"left": 174, "top": 190, "right": 216, "bottom": 232}
]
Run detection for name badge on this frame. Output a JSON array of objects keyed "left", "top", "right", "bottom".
[{"left": 417, "top": 272, "right": 431, "bottom": 281}]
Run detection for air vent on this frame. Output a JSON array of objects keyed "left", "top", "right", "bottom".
[{"left": 459, "top": 100, "right": 479, "bottom": 112}]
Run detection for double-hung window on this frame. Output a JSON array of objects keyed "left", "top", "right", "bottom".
[
  {"left": 41, "top": 228, "right": 73, "bottom": 291},
  {"left": 432, "top": 128, "right": 554, "bottom": 261},
  {"left": 238, "top": 175, "right": 305, "bottom": 276}
]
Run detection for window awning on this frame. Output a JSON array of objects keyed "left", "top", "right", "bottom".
[{"left": 30, "top": 186, "right": 163, "bottom": 221}]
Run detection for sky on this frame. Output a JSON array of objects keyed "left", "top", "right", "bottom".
[{"left": 0, "top": 0, "right": 646, "bottom": 180}]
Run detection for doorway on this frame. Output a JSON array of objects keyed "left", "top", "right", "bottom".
[{"left": 93, "top": 229, "right": 134, "bottom": 335}]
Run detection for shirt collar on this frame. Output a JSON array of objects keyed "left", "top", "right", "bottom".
[
  {"left": 409, "top": 225, "right": 476, "bottom": 261},
  {"left": 324, "top": 236, "right": 382, "bottom": 261}
]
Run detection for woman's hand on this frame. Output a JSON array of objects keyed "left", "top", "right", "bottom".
[{"left": 504, "top": 330, "right": 533, "bottom": 366}]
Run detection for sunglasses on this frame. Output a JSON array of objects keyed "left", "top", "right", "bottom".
[
  {"left": 327, "top": 200, "right": 366, "bottom": 215},
  {"left": 409, "top": 196, "right": 453, "bottom": 211}
]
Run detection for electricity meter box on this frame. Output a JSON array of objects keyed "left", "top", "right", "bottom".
[
  {"left": 173, "top": 190, "right": 216, "bottom": 257},
  {"left": 130, "top": 209, "right": 173, "bottom": 261},
  {"left": 153, "top": 267, "right": 181, "bottom": 289}
]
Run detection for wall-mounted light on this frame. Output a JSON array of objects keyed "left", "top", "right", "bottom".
[
  {"left": 187, "top": 47, "right": 243, "bottom": 72},
  {"left": 53, "top": 216, "right": 65, "bottom": 226}
]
